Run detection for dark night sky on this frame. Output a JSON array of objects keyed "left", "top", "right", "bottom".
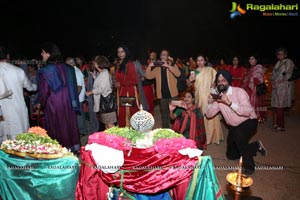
[{"left": 0, "top": 0, "right": 299, "bottom": 63}]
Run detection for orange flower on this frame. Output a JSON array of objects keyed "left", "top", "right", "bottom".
[{"left": 28, "top": 126, "right": 48, "bottom": 137}]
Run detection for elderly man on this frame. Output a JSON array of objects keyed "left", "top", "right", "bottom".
[
  {"left": 206, "top": 70, "right": 267, "bottom": 175},
  {"left": 145, "top": 49, "right": 181, "bottom": 128}
]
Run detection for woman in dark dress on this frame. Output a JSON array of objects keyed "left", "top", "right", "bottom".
[{"left": 37, "top": 42, "right": 80, "bottom": 152}]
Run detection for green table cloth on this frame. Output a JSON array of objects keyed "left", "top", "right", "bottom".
[
  {"left": 186, "top": 156, "right": 225, "bottom": 200},
  {"left": 0, "top": 150, "right": 79, "bottom": 200}
]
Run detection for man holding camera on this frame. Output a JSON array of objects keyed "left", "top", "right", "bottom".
[
  {"left": 145, "top": 49, "right": 181, "bottom": 128},
  {"left": 206, "top": 70, "right": 267, "bottom": 175}
]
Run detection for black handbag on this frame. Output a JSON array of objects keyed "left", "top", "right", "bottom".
[
  {"left": 256, "top": 82, "right": 267, "bottom": 96},
  {"left": 100, "top": 93, "right": 117, "bottom": 113}
]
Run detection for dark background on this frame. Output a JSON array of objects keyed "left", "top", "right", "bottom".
[{"left": 0, "top": 0, "right": 299, "bottom": 64}]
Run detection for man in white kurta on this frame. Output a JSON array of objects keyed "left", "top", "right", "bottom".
[{"left": 0, "top": 60, "right": 37, "bottom": 143}]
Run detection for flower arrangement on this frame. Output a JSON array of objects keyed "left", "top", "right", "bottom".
[
  {"left": 28, "top": 126, "right": 48, "bottom": 137},
  {"left": 88, "top": 127, "right": 198, "bottom": 152},
  {"left": 154, "top": 137, "right": 196, "bottom": 154},
  {"left": 88, "top": 131, "right": 132, "bottom": 151}
]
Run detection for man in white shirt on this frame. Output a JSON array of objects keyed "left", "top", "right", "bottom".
[
  {"left": 0, "top": 46, "right": 37, "bottom": 142},
  {"left": 66, "top": 57, "right": 86, "bottom": 136}
]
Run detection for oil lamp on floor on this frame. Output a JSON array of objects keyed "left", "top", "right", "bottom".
[{"left": 226, "top": 157, "right": 253, "bottom": 200}]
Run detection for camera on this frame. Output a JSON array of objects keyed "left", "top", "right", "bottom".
[
  {"left": 211, "top": 93, "right": 221, "bottom": 100},
  {"left": 153, "top": 61, "right": 165, "bottom": 66},
  {"left": 171, "top": 100, "right": 183, "bottom": 107}
]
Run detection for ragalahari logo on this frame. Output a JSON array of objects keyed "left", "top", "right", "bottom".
[{"left": 230, "top": 2, "right": 246, "bottom": 19}]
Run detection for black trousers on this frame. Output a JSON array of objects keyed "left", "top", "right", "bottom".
[{"left": 226, "top": 118, "right": 259, "bottom": 171}]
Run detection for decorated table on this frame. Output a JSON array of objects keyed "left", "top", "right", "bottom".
[
  {"left": 0, "top": 127, "right": 80, "bottom": 200},
  {"left": 76, "top": 144, "right": 223, "bottom": 200},
  {"left": 76, "top": 127, "right": 224, "bottom": 199},
  {"left": 76, "top": 107, "right": 224, "bottom": 199}
]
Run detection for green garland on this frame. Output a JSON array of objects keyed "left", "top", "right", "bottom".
[
  {"left": 152, "top": 129, "right": 183, "bottom": 143},
  {"left": 16, "top": 133, "right": 59, "bottom": 145},
  {"left": 104, "top": 127, "right": 183, "bottom": 146},
  {"left": 104, "top": 127, "right": 144, "bottom": 144}
]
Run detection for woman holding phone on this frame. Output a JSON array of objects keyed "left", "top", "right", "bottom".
[
  {"left": 169, "top": 91, "right": 207, "bottom": 149},
  {"left": 188, "top": 54, "right": 224, "bottom": 145}
]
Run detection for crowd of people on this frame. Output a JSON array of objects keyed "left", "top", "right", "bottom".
[{"left": 0, "top": 44, "right": 297, "bottom": 173}]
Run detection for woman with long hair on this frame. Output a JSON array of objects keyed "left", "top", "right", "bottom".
[
  {"left": 114, "top": 45, "right": 139, "bottom": 127},
  {"left": 169, "top": 91, "right": 207, "bottom": 149}
]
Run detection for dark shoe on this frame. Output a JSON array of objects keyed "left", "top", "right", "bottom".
[
  {"left": 274, "top": 126, "right": 285, "bottom": 132},
  {"left": 242, "top": 168, "right": 254, "bottom": 176},
  {"left": 257, "top": 140, "right": 267, "bottom": 156},
  {"left": 272, "top": 124, "right": 278, "bottom": 130}
]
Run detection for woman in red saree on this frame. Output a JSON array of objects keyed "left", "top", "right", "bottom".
[
  {"left": 243, "top": 55, "right": 266, "bottom": 123},
  {"left": 169, "top": 91, "right": 207, "bottom": 149},
  {"left": 227, "top": 56, "right": 246, "bottom": 88},
  {"left": 114, "top": 45, "right": 139, "bottom": 127}
]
